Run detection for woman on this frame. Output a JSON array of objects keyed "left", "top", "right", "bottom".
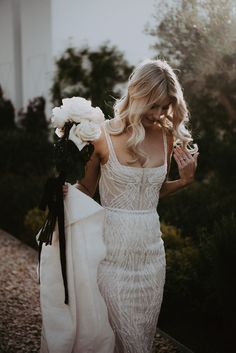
[{"left": 60, "top": 58, "right": 199, "bottom": 353}]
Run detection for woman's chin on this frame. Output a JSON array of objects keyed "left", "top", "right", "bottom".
[{"left": 142, "top": 118, "right": 157, "bottom": 126}]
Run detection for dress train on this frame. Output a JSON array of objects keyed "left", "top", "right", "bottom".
[{"left": 38, "top": 183, "right": 115, "bottom": 353}]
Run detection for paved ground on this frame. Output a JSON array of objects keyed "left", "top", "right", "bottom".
[
  {"left": 0, "top": 229, "right": 183, "bottom": 353},
  {"left": 0, "top": 230, "right": 41, "bottom": 353}
]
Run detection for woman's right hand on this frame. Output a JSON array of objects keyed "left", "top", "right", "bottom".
[{"left": 63, "top": 184, "right": 69, "bottom": 198}]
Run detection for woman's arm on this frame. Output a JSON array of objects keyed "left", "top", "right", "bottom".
[
  {"left": 63, "top": 126, "right": 108, "bottom": 199},
  {"left": 75, "top": 149, "right": 101, "bottom": 198},
  {"left": 63, "top": 149, "right": 101, "bottom": 198},
  {"left": 159, "top": 133, "right": 199, "bottom": 199},
  {"left": 159, "top": 177, "right": 194, "bottom": 198},
  {"left": 74, "top": 127, "right": 108, "bottom": 197}
]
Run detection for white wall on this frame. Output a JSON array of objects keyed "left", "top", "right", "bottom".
[
  {"left": 21, "top": 0, "right": 53, "bottom": 113},
  {"left": 0, "top": 0, "right": 53, "bottom": 114},
  {"left": 0, "top": 0, "right": 16, "bottom": 105}
]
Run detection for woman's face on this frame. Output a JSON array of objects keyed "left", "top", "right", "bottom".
[{"left": 141, "top": 97, "right": 172, "bottom": 129}]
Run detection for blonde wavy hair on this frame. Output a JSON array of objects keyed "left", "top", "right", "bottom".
[{"left": 108, "top": 58, "right": 198, "bottom": 167}]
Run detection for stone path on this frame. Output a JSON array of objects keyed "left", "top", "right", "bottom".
[
  {"left": 0, "top": 230, "right": 41, "bottom": 353},
  {"left": 0, "top": 229, "right": 186, "bottom": 353}
]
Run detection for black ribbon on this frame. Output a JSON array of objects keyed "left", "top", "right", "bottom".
[{"left": 37, "top": 171, "right": 69, "bottom": 305}]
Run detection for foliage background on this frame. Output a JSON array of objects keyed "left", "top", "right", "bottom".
[
  {"left": 146, "top": 1, "right": 236, "bottom": 351},
  {"left": 0, "top": 2, "right": 236, "bottom": 352}
]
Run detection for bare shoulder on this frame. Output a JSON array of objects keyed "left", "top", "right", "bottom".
[{"left": 91, "top": 122, "right": 108, "bottom": 162}]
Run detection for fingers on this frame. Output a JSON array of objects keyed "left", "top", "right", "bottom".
[
  {"left": 174, "top": 146, "right": 190, "bottom": 168},
  {"left": 175, "top": 146, "right": 193, "bottom": 160},
  {"left": 175, "top": 146, "right": 199, "bottom": 160},
  {"left": 173, "top": 151, "right": 185, "bottom": 169},
  {"left": 173, "top": 146, "right": 199, "bottom": 168}
]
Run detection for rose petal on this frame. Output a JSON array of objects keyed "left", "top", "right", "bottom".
[
  {"left": 68, "top": 124, "right": 88, "bottom": 151},
  {"left": 55, "top": 128, "right": 64, "bottom": 138},
  {"left": 75, "top": 121, "right": 101, "bottom": 141}
]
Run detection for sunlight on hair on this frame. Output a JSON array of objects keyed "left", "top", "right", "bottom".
[{"left": 109, "top": 59, "right": 198, "bottom": 167}]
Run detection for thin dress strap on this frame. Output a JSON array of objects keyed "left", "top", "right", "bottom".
[{"left": 102, "top": 120, "right": 117, "bottom": 162}]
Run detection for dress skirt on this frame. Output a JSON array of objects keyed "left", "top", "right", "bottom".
[
  {"left": 38, "top": 184, "right": 166, "bottom": 353},
  {"left": 97, "top": 207, "right": 166, "bottom": 353}
]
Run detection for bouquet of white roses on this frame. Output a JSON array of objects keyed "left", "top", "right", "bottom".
[
  {"left": 37, "top": 97, "right": 105, "bottom": 304},
  {"left": 52, "top": 96, "right": 104, "bottom": 149},
  {"left": 51, "top": 96, "right": 105, "bottom": 180}
]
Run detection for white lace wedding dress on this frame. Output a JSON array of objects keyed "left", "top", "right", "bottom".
[
  {"left": 38, "top": 119, "right": 167, "bottom": 353},
  {"left": 97, "top": 120, "right": 167, "bottom": 353}
]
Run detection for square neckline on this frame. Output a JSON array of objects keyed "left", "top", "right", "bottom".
[{"left": 101, "top": 120, "right": 168, "bottom": 171}]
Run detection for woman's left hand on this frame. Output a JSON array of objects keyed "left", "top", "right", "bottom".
[{"left": 173, "top": 146, "right": 199, "bottom": 185}]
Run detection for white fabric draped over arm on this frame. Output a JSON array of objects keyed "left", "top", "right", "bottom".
[{"left": 38, "top": 183, "right": 115, "bottom": 353}]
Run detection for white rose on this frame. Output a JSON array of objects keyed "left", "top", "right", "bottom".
[
  {"left": 76, "top": 121, "right": 101, "bottom": 142},
  {"left": 51, "top": 107, "right": 68, "bottom": 128},
  {"left": 89, "top": 107, "right": 105, "bottom": 124},
  {"left": 62, "top": 97, "right": 93, "bottom": 123},
  {"left": 68, "top": 124, "right": 88, "bottom": 151}
]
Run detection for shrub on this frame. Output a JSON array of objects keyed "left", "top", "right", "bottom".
[
  {"left": 161, "top": 223, "right": 201, "bottom": 305},
  {"left": 212, "top": 214, "right": 236, "bottom": 322},
  {"left": 18, "top": 96, "right": 49, "bottom": 133},
  {"left": 0, "top": 85, "right": 15, "bottom": 130},
  {"left": 0, "top": 97, "right": 52, "bottom": 243},
  {"left": 51, "top": 44, "right": 134, "bottom": 118},
  {"left": 24, "top": 207, "right": 48, "bottom": 248}
]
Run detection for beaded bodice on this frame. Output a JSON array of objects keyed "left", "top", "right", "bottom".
[{"left": 98, "top": 120, "right": 168, "bottom": 211}]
